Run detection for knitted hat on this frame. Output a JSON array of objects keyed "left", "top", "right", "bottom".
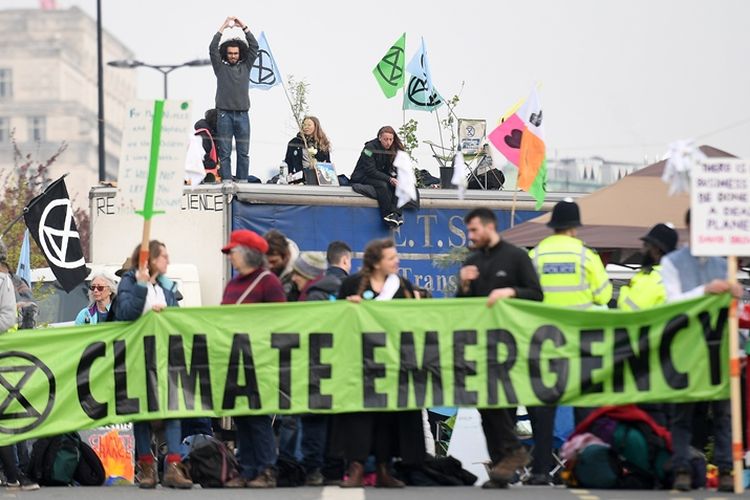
[
  {"left": 222, "top": 230, "right": 269, "bottom": 254},
  {"left": 292, "top": 252, "right": 327, "bottom": 280}
]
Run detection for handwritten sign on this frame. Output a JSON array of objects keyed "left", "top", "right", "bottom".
[
  {"left": 691, "top": 158, "right": 750, "bottom": 256},
  {"left": 117, "top": 100, "right": 192, "bottom": 217}
]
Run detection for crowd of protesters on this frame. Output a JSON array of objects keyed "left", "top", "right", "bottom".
[
  {"left": 0, "top": 14, "right": 743, "bottom": 491},
  {"left": 1, "top": 197, "right": 744, "bottom": 492}
]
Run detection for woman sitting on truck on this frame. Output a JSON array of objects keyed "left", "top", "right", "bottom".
[
  {"left": 350, "top": 126, "right": 405, "bottom": 228},
  {"left": 115, "top": 240, "right": 193, "bottom": 490},
  {"left": 74, "top": 273, "right": 117, "bottom": 325},
  {"left": 284, "top": 115, "right": 332, "bottom": 180}
]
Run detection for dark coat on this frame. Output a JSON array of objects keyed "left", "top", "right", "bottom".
[
  {"left": 350, "top": 138, "right": 397, "bottom": 184},
  {"left": 114, "top": 270, "right": 179, "bottom": 321}
]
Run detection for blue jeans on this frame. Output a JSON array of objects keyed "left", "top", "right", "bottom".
[
  {"left": 216, "top": 109, "right": 250, "bottom": 181},
  {"left": 278, "top": 416, "right": 301, "bottom": 462},
  {"left": 133, "top": 419, "right": 182, "bottom": 457},
  {"left": 671, "top": 400, "right": 731, "bottom": 471},
  {"left": 234, "top": 415, "right": 277, "bottom": 479},
  {"left": 300, "top": 414, "right": 328, "bottom": 472}
]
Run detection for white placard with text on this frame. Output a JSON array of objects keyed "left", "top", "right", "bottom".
[{"left": 690, "top": 158, "right": 750, "bottom": 256}]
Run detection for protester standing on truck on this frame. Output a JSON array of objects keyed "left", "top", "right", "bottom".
[
  {"left": 115, "top": 241, "right": 193, "bottom": 489},
  {"left": 284, "top": 116, "right": 332, "bottom": 180},
  {"left": 220, "top": 229, "right": 286, "bottom": 488},
  {"left": 210, "top": 15, "right": 258, "bottom": 182},
  {"left": 456, "top": 208, "right": 544, "bottom": 488},
  {"left": 350, "top": 126, "right": 405, "bottom": 228},
  {"left": 333, "top": 238, "right": 425, "bottom": 488}
]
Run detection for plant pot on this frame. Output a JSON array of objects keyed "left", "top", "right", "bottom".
[{"left": 439, "top": 167, "right": 455, "bottom": 189}]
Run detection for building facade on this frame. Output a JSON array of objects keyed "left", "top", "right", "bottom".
[{"left": 0, "top": 6, "right": 136, "bottom": 206}]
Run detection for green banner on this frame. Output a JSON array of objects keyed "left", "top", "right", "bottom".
[{"left": 0, "top": 295, "right": 731, "bottom": 445}]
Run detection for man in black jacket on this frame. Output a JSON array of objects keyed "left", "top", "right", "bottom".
[
  {"left": 456, "top": 208, "right": 544, "bottom": 488},
  {"left": 210, "top": 16, "right": 258, "bottom": 182}
]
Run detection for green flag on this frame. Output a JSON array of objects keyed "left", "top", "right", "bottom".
[{"left": 373, "top": 33, "right": 406, "bottom": 98}]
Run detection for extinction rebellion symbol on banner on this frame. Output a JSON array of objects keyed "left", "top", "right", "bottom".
[{"left": 0, "top": 352, "right": 56, "bottom": 434}]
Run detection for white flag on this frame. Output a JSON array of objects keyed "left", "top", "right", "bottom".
[{"left": 394, "top": 150, "right": 417, "bottom": 208}]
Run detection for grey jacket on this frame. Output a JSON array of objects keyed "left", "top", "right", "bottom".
[
  {"left": 0, "top": 272, "right": 17, "bottom": 333},
  {"left": 209, "top": 30, "right": 259, "bottom": 111}
]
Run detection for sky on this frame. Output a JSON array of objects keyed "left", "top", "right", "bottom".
[{"left": 7, "top": 0, "right": 750, "bottom": 181}]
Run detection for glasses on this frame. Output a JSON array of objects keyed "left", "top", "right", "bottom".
[{"left": 89, "top": 285, "right": 107, "bottom": 292}]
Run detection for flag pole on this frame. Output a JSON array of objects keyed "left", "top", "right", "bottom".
[
  {"left": 510, "top": 189, "right": 518, "bottom": 228},
  {"left": 727, "top": 254, "right": 745, "bottom": 494}
]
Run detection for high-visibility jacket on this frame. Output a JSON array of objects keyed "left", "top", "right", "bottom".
[
  {"left": 529, "top": 234, "right": 612, "bottom": 309},
  {"left": 617, "top": 265, "right": 666, "bottom": 311}
]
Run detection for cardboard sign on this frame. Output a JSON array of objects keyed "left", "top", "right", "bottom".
[
  {"left": 117, "top": 100, "right": 192, "bottom": 217},
  {"left": 691, "top": 158, "right": 750, "bottom": 256}
]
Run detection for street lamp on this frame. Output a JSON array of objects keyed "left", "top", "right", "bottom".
[{"left": 107, "top": 58, "right": 211, "bottom": 99}]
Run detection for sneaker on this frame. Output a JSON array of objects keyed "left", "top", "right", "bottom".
[
  {"left": 524, "top": 473, "right": 553, "bottom": 486},
  {"left": 383, "top": 213, "right": 399, "bottom": 225},
  {"left": 305, "top": 469, "right": 325, "bottom": 486},
  {"left": 488, "top": 447, "right": 531, "bottom": 483},
  {"left": 19, "top": 475, "right": 39, "bottom": 491},
  {"left": 672, "top": 469, "right": 691, "bottom": 492},
  {"left": 247, "top": 468, "right": 276, "bottom": 488},
  {"left": 718, "top": 469, "right": 734, "bottom": 493}
]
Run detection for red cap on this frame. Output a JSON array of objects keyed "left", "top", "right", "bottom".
[{"left": 221, "top": 229, "right": 269, "bottom": 254}]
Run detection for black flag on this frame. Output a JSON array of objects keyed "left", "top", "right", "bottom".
[{"left": 23, "top": 177, "right": 88, "bottom": 293}]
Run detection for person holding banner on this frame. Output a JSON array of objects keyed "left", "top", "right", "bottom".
[
  {"left": 220, "top": 229, "right": 285, "bottom": 488},
  {"left": 660, "top": 209, "right": 741, "bottom": 493},
  {"left": 74, "top": 273, "right": 117, "bottom": 325},
  {"left": 350, "top": 126, "right": 405, "bottom": 228},
  {"left": 284, "top": 116, "right": 332, "bottom": 180},
  {"left": 210, "top": 16, "right": 259, "bottom": 182},
  {"left": 0, "top": 238, "right": 40, "bottom": 491},
  {"left": 115, "top": 241, "right": 193, "bottom": 489},
  {"left": 333, "top": 238, "right": 424, "bottom": 488},
  {"left": 457, "top": 208, "right": 544, "bottom": 488}
]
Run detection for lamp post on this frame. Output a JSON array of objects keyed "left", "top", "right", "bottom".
[{"left": 107, "top": 58, "right": 211, "bottom": 99}]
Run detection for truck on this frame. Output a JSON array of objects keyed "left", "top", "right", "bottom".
[{"left": 89, "top": 183, "right": 567, "bottom": 304}]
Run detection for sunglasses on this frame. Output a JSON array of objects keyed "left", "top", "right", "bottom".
[{"left": 89, "top": 285, "right": 107, "bottom": 292}]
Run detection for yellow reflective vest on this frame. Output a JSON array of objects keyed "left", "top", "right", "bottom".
[
  {"left": 617, "top": 265, "right": 666, "bottom": 311},
  {"left": 529, "top": 234, "right": 612, "bottom": 309}
]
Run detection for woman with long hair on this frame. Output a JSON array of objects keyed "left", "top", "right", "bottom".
[
  {"left": 74, "top": 273, "right": 117, "bottom": 325},
  {"left": 115, "top": 240, "right": 193, "bottom": 489},
  {"left": 284, "top": 115, "right": 332, "bottom": 178},
  {"left": 350, "top": 126, "right": 406, "bottom": 228},
  {"left": 333, "top": 238, "right": 425, "bottom": 488}
]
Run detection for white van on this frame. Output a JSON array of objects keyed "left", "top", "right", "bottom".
[{"left": 30, "top": 264, "right": 202, "bottom": 326}]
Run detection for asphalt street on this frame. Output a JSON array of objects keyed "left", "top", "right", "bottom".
[{"left": 5, "top": 485, "right": 744, "bottom": 499}]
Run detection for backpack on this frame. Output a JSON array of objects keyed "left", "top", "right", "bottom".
[
  {"left": 571, "top": 444, "right": 622, "bottom": 488},
  {"left": 275, "top": 456, "right": 306, "bottom": 487},
  {"left": 186, "top": 435, "right": 241, "bottom": 488},
  {"left": 611, "top": 421, "right": 670, "bottom": 488},
  {"left": 75, "top": 442, "right": 106, "bottom": 486},
  {"left": 28, "top": 433, "right": 82, "bottom": 486}
]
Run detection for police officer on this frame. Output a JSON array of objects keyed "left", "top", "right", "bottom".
[
  {"left": 526, "top": 198, "right": 612, "bottom": 485},
  {"left": 618, "top": 223, "right": 678, "bottom": 311}
]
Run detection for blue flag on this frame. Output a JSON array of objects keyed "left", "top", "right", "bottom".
[
  {"left": 249, "top": 32, "right": 282, "bottom": 90},
  {"left": 16, "top": 229, "right": 31, "bottom": 285},
  {"left": 403, "top": 37, "right": 443, "bottom": 112}
]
